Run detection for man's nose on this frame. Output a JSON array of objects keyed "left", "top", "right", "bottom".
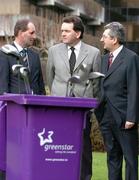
[
  {"left": 100, "top": 37, "right": 103, "bottom": 41},
  {"left": 32, "top": 33, "right": 36, "bottom": 39},
  {"left": 61, "top": 31, "right": 66, "bottom": 36}
]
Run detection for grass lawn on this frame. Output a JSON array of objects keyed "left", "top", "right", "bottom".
[
  {"left": 92, "top": 152, "right": 107, "bottom": 180},
  {"left": 92, "top": 152, "right": 139, "bottom": 180}
]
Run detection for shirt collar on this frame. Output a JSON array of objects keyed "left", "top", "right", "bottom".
[
  {"left": 68, "top": 41, "right": 81, "bottom": 51},
  {"left": 112, "top": 45, "right": 123, "bottom": 60},
  {"left": 14, "top": 41, "right": 26, "bottom": 52}
]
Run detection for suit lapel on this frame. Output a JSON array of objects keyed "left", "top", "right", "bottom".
[
  {"left": 59, "top": 44, "right": 69, "bottom": 71},
  {"left": 27, "top": 49, "right": 37, "bottom": 72},
  {"left": 102, "top": 54, "right": 109, "bottom": 74},
  {"left": 104, "top": 48, "right": 125, "bottom": 79},
  {"left": 74, "top": 42, "right": 88, "bottom": 70}
]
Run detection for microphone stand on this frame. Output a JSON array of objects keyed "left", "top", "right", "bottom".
[
  {"left": 82, "top": 80, "right": 90, "bottom": 97},
  {"left": 66, "top": 75, "right": 81, "bottom": 97},
  {"left": 66, "top": 80, "right": 70, "bottom": 97},
  {"left": 82, "top": 72, "right": 105, "bottom": 97},
  {"left": 69, "top": 83, "right": 75, "bottom": 97},
  {"left": 20, "top": 67, "right": 32, "bottom": 94},
  {"left": 12, "top": 64, "right": 23, "bottom": 94}
]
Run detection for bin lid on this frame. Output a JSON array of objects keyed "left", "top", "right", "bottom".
[{"left": 0, "top": 94, "right": 99, "bottom": 109}]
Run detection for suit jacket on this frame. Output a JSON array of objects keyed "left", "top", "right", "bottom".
[
  {"left": 95, "top": 46, "right": 139, "bottom": 127},
  {"left": 46, "top": 42, "right": 101, "bottom": 98},
  {"left": 0, "top": 47, "right": 46, "bottom": 95}
]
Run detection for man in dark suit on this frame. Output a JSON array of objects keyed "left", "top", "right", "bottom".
[
  {"left": 0, "top": 19, "right": 46, "bottom": 95},
  {"left": 47, "top": 15, "right": 101, "bottom": 180},
  {"left": 95, "top": 22, "right": 139, "bottom": 180},
  {"left": 0, "top": 19, "right": 46, "bottom": 180}
]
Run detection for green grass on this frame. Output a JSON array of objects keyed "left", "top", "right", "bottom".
[
  {"left": 92, "top": 152, "right": 139, "bottom": 180},
  {"left": 92, "top": 152, "right": 107, "bottom": 180}
]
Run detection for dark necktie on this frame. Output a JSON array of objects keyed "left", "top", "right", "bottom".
[
  {"left": 69, "top": 47, "right": 76, "bottom": 75},
  {"left": 108, "top": 53, "right": 113, "bottom": 69}
]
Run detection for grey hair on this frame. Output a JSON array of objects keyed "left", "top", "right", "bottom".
[{"left": 104, "top": 22, "right": 126, "bottom": 44}]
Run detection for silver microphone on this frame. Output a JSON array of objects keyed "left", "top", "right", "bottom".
[
  {"left": 20, "top": 67, "right": 32, "bottom": 94},
  {"left": 66, "top": 63, "right": 89, "bottom": 97},
  {"left": 82, "top": 72, "right": 105, "bottom": 97},
  {"left": 12, "top": 64, "right": 24, "bottom": 93},
  {"left": 66, "top": 75, "right": 81, "bottom": 96},
  {"left": 88, "top": 72, "right": 105, "bottom": 79},
  {"left": 20, "top": 67, "right": 28, "bottom": 76},
  {"left": 12, "top": 64, "right": 23, "bottom": 75},
  {"left": 66, "top": 62, "right": 105, "bottom": 97},
  {"left": 76, "top": 63, "right": 89, "bottom": 81}
]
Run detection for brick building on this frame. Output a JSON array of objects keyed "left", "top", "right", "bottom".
[{"left": 0, "top": 0, "right": 139, "bottom": 52}]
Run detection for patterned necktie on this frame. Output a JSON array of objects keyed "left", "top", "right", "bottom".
[
  {"left": 20, "top": 49, "right": 28, "bottom": 67},
  {"left": 20, "top": 49, "right": 27, "bottom": 58},
  {"left": 108, "top": 53, "right": 113, "bottom": 69},
  {"left": 69, "top": 47, "right": 76, "bottom": 75}
]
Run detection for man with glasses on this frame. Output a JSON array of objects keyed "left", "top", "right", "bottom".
[{"left": 95, "top": 22, "right": 139, "bottom": 180}]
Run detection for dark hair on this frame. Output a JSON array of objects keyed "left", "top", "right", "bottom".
[
  {"left": 14, "top": 19, "right": 32, "bottom": 37},
  {"left": 104, "top": 22, "right": 126, "bottom": 44},
  {"left": 62, "top": 15, "right": 84, "bottom": 39}
]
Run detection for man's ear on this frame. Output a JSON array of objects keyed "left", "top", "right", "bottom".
[
  {"left": 18, "top": 30, "right": 24, "bottom": 38},
  {"left": 76, "top": 31, "right": 81, "bottom": 39},
  {"left": 113, "top": 37, "right": 118, "bottom": 45}
]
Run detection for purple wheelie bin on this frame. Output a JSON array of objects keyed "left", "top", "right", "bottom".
[
  {"left": 0, "top": 101, "right": 6, "bottom": 171},
  {"left": 0, "top": 94, "right": 98, "bottom": 180}
]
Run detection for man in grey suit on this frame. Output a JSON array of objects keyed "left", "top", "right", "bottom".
[
  {"left": 46, "top": 15, "right": 101, "bottom": 180},
  {"left": 95, "top": 22, "right": 139, "bottom": 180}
]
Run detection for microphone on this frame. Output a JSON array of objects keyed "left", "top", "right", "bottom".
[
  {"left": 12, "top": 64, "right": 23, "bottom": 75},
  {"left": 76, "top": 63, "right": 89, "bottom": 81},
  {"left": 12, "top": 64, "right": 24, "bottom": 93},
  {"left": 66, "top": 75, "right": 81, "bottom": 96},
  {"left": 12, "top": 65, "right": 32, "bottom": 94},
  {"left": 80, "top": 63, "right": 88, "bottom": 72},
  {"left": 66, "top": 63, "right": 89, "bottom": 97},
  {"left": 66, "top": 71, "right": 105, "bottom": 97},
  {"left": 0, "top": 44, "right": 20, "bottom": 58},
  {"left": 82, "top": 72, "right": 105, "bottom": 97},
  {"left": 20, "top": 67, "right": 32, "bottom": 94},
  {"left": 66, "top": 61, "right": 105, "bottom": 97},
  {"left": 68, "top": 75, "right": 81, "bottom": 84},
  {"left": 88, "top": 72, "right": 105, "bottom": 79},
  {"left": 20, "top": 67, "right": 28, "bottom": 76},
  {"left": 66, "top": 63, "right": 89, "bottom": 96}
]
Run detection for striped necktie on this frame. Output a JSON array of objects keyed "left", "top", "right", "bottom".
[
  {"left": 20, "top": 49, "right": 28, "bottom": 67},
  {"left": 20, "top": 49, "right": 27, "bottom": 59}
]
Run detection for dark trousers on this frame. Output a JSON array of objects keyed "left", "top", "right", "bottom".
[
  {"left": 99, "top": 104, "right": 138, "bottom": 180},
  {"left": 0, "top": 170, "right": 5, "bottom": 180},
  {"left": 80, "top": 113, "right": 92, "bottom": 180}
]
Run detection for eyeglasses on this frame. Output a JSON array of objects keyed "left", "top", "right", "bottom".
[{"left": 101, "top": 34, "right": 113, "bottom": 40}]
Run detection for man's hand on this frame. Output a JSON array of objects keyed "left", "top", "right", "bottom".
[{"left": 125, "top": 121, "right": 135, "bottom": 129}]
